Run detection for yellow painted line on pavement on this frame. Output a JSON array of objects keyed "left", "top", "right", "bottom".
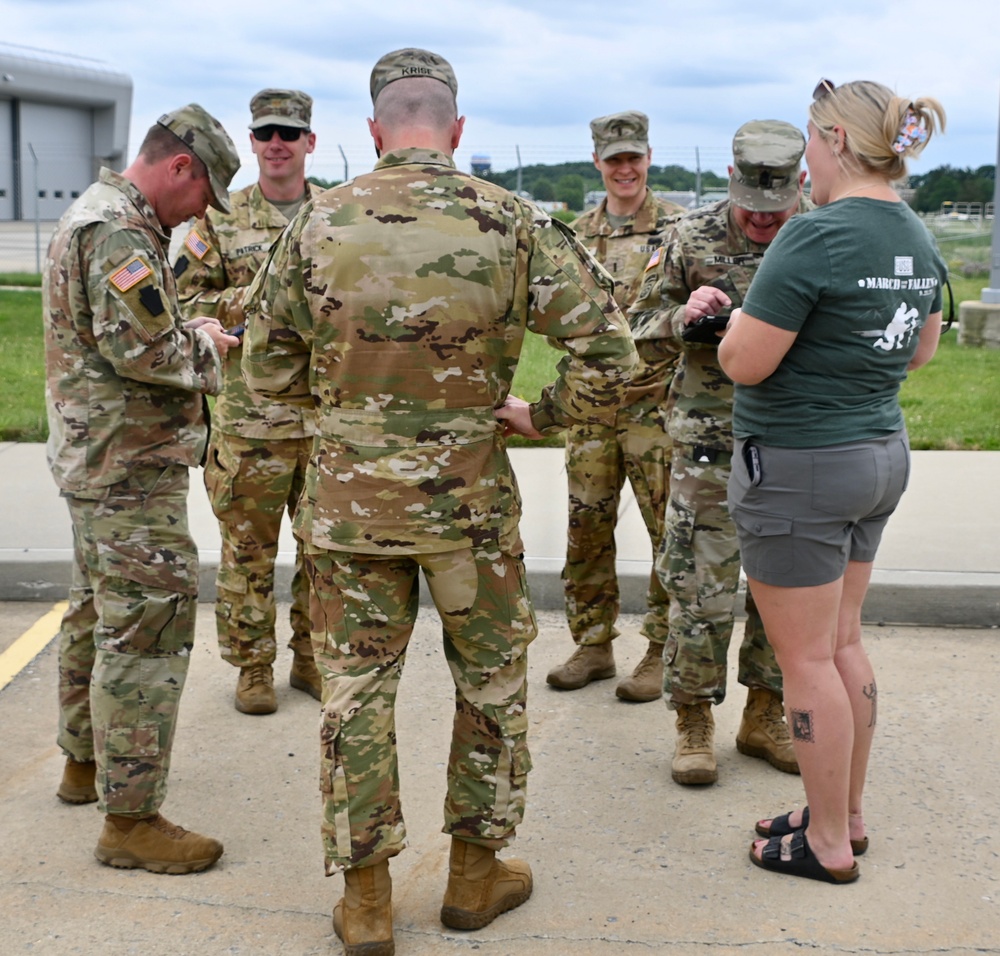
[{"left": 0, "top": 602, "right": 66, "bottom": 693}]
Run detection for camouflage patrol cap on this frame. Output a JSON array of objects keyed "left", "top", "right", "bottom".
[
  {"left": 729, "top": 119, "right": 806, "bottom": 212},
  {"left": 157, "top": 103, "right": 240, "bottom": 214},
  {"left": 249, "top": 88, "right": 313, "bottom": 130},
  {"left": 370, "top": 48, "right": 458, "bottom": 104},
  {"left": 590, "top": 110, "right": 650, "bottom": 160}
]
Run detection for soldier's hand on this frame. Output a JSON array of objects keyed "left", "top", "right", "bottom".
[
  {"left": 185, "top": 316, "right": 224, "bottom": 331},
  {"left": 495, "top": 396, "right": 544, "bottom": 440},
  {"left": 683, "top": 286, "right": 732, "bottom": 326},
  {"left": 200, "top": 322, "right": 242, "bottom": 357}
]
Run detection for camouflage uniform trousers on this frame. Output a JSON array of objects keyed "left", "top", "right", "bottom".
[
  {"left": 657, "top": 447, "right": 781, "bottom": 708},
  {"left": 203, "top": 432, "right": 313, "bottom": 667},
  {"left": 305, "top": 543, "right": 536, "bottom": 873},
  {"left": 57, "top": 464, "right": 199, "bottom": 815},
  {"left": 563, "top": 398, "right": 671, "bottom": 646}
]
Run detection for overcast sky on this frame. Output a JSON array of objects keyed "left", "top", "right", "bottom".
[{"left": 3, "top": 0, "right": 998, "bottom": 191}]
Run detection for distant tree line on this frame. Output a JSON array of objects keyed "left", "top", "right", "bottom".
[
  {"left": 310, "top": 164, "right": 996, "bottom": 216},
  {"left": 909, "top": 165, "right": 995, "bottom": 213},
  {"left": 480, "top": 161, "right": 729, "bottom": 211}
]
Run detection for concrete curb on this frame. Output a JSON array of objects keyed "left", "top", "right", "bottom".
[{"left": 3, "top": 549, "right": 998, "bottom": 628}]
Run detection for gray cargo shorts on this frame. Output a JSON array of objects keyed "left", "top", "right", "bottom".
[{"left": 728, "top": 430, "right": 910, "bottom": 587}]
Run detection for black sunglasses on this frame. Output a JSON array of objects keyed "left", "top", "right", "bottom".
[{"left": 252, "top": 125, "right": 309, "bottom": 142}]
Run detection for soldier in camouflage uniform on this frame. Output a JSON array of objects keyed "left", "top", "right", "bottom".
[
  {"left": 44, "top": 105, "right": 240, "bottom": 872},
  {"left": 242, "top": 48, "right": 637, "bottom": 954},
  {"left": 547, "top": 111, "right": 685, "bottom": 703},
  {"left": 176, "top": 89, "right": 322, "bottom": 715},
  {"left": 629, "top": 120, "right": 810, "bottom": 785}
]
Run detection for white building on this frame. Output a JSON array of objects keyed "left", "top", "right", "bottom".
[{"left": 0, "top": 42, "right": 131, "bottom": 221}]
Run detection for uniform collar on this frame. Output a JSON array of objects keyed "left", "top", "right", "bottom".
[
  {"left": 375, "top": 147, "right": 456, "bottom": 170},
  {"left": 102, "top": 167, "right": 168, "bottom": 243}
]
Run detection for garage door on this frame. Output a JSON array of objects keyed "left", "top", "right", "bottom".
[{"left": 19, "top": 101, "right": 93, "bottom": 220}]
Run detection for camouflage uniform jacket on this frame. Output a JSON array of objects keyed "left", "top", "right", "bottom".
[
  {"left": 573, "top": 189, "right": 684, "bottom": 406},
  {"left": 44, "top": 167, "right": 223, "bottom": 496},
  {"left": 243, "top": 147, "right": 638, "bottom": 556},
  {"left": 175, "top": 181, "right": 321, "bottom": 439},
  {"left": 629, "top": 197, "right": 811, "bottom": 451}
]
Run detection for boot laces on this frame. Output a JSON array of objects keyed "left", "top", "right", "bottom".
[
  {"left": 632, "top": 646, "right": 662, "bottom": 680},
  {"left": 569, "top": 645, "right": 604, "bottom": 670},
  {"left": 761, "top": 694, "right": 790, "bottom": 739},
  {"left": 680, "top": 707, "right": 712, "bottom": 749},
  {"left": 147, "top": 814, "right": 189, "bottom": 839},
  {"left": 244, "top": 663, "right": 271, "bottom": 687}
]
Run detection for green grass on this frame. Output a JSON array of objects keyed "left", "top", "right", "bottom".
[
  {"left": 0, "top": 272, "right": 42, "bottom": 288},
  {"left": 0, "top": 289, "right": 47, "bottom": 441},
  {"left": 4, "top": 270, "right": 999, "bottom": 449},
  {"left": 902, "top": 333, "right": 1000, "bottom": 449}
]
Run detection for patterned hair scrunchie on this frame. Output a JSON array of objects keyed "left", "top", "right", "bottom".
[{"left": 894, "top": 110, "right": 928, "bottom": 154}]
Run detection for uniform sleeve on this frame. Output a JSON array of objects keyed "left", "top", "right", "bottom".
[
  {"left": 88, "top": 223, "right": 222, "bottom": 395},
  {"left": 627, "top": 224, "right": 688, "bottom": 341},
  {"left": 174, "top": 213, "right": 246, "bottom": 328},
  {"left": 241, "top": 213, "right": 313, "bottom": 402},
  {"left": 522, "top": 216, "right": 638, "bottom": 434}
]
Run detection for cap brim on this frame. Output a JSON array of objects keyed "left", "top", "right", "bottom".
[
  {"left": 595, "top": 140, "right": 649, "bottom": 160},
  {"left": 729, "top": 179, "right": 800, "bottom": 212},
  {"left": 207, "top": 171, "right": 231, "bottom": 213},
  {"left": 248, "top": 115, "right": 310, "bottom": 130}
]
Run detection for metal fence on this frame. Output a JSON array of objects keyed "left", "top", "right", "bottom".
[{"left": 0, "top": 219, "right": 53, "bottom": 273}]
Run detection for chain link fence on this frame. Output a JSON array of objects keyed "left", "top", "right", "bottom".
[{"left": 0, "top": 220, "right": 52, "bottom": 274}]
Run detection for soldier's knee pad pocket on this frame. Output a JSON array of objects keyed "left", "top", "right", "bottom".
[
  {"left": 216, "top": 565, "right": 250, "bottom": 597},
  {"left": 103, "top": 723, "right": 160, "bottom": 761},
  {"left": 98, "top": 586, "right": 194, "bottom": 654},
  {"left": 96, "top": 541, "right": 198, "bottom": 654},
  {"left": 204, "top": 439, "right": 240, "bottom": 513}
]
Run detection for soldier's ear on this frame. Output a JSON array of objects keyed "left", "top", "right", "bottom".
[
  {"left": 367, "top": 117, "right": 384, "bottom": 153},
  {"left": 167, "top": 152, "right": 194, "bottom": 179},
  {"left": 450, "top": 115, "right": 465, "bottom": 151}
]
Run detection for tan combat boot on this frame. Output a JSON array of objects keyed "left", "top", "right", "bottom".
[
  {"left": 672, "top": 701, "right": 717, "bottom": 785},
  {"left": 57, "top": 757, "right": 98, "bottom": 804},
  {"left": 545, "top": 643, "right": 615, "bottom": 690},
  {"left": 95, "top": 813, "right": 223, "bottom": 874},
  {"left": 332, "top": 859, "right": 394, "bottom": 956},
  {"left": 736, "top": 686, "right": 800, "bottom": 774},
  {"left": 615, "top": 640, "right": 664, "bottom": 702},
  {"left": 440, "top": 837, "right": 533, "bottom": 930},
  {"left": 289, "top": 651, "right": 322, "bottom": 701},
  {"left": 235, "top": 662, "right": 277, "bottom": 714}
]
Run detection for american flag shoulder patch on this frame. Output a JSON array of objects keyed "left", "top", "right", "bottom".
[
  {"left": 185, "top": 230, "right": 210, "bottom": 260},
  {"left": 109, "top": 257, "right": 152, "bottom": 292},
  {"left": 644, "top": 247, "right": 662, "bottom": 272}
]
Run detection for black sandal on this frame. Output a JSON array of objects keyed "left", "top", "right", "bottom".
[
  {"left": 755, "top": 807, "right": 868, "bottom": 856},
  {"left": 750, "top": 829, "right": 860, "bottom": 884}
]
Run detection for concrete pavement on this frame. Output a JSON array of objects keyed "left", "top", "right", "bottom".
[
  {"left": 1, "top": 439, "right": 998, "bottom": 954},
  {"left": 2, "top": 442, "right": 998, "bottom": 626},
  {"left": 1, "top": 604, "right": 998, "bottom": 955}
]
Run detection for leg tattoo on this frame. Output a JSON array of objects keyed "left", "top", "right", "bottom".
[
  {"left": 863, "top": 680, "right": 878, "bottom": 728},
  {"left": 790, "top": 709, "right": 814, "bottom": 743}
]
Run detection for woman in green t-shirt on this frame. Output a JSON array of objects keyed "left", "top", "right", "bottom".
[{"left": 718, "top": 80, "right": 946, "bottom": 885}]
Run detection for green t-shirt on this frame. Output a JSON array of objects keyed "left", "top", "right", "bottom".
[{"left": 733, "top": 198, "right": 946, "bottom": 447}]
